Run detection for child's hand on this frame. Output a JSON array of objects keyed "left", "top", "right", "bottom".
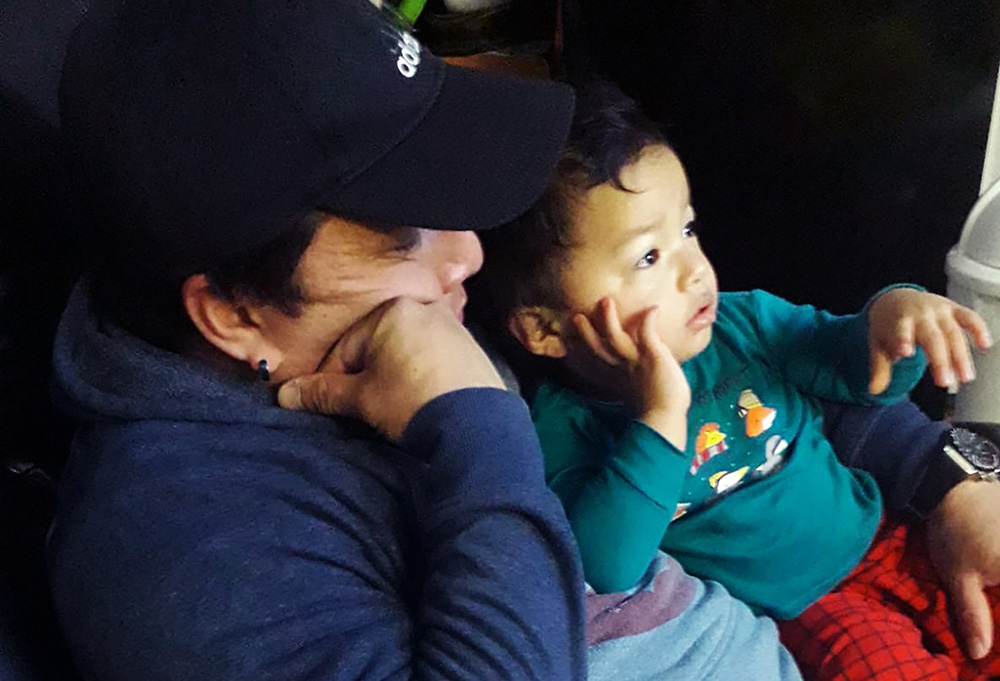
[
  {"left": 573, "top": 297, "right": 690, "bottom": 449},
  {"left": 867, "top": 288, "right": 993, "bottom": 395}
]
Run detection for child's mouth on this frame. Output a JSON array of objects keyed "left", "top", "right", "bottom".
[{"left": 688, "top": 299, "right": 717, "bottom": 330}]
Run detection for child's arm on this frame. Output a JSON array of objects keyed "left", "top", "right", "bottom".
[
  {"left": 572, "top": 299, "right": 689, "bottom": 449},
  {"left": 742, "top": 287, "right": 987, "bottom": 404},
  {"left": 541, "top": 417, "right": 689, "bottom": 594},
  {"left": 537, "top": 300, "right": 691, "bottom": 593}
]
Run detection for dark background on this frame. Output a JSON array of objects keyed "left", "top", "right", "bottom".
[
  {"left": 5, "top": 1, "right": 999, "bottom": 463},
  {"left": 1, "top": 1, "right": 999, "bottom": 678},
  {"left": 568, "top": 0, "right": 1000, "bottom": 414}
]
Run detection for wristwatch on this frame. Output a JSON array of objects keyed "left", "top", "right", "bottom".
[{"left": 910, "top": 426, "right": 1000, "bottom": 517}]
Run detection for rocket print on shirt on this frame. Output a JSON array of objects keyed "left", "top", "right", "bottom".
[
  {"left": 692, "top": 423, "right": 728, "bottom": 474},
  {"left": 737, "top": 389, "right": 776, "bottom": 438},
  {"left": 679, "top": 380, "right": 787, "bottom": 515},
  {"left": 709, "top": 466, "right": 750, "bottom": 493},
  {"left": 756, "top": 434, "right": 789, "bottom": 475}
]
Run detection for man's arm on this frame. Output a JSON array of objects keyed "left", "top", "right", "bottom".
[
  {"left": 280, "top": 298, "right": 588, "bottom": 678},
  {"left": 819, "top": 398, "right": 947, "bottom": 513},
  {"left": 401, "top": 388, "right": 587, "bottom": 679},
  {"left": 819, "top": 397, "right": 1000, "bottom": 661}
]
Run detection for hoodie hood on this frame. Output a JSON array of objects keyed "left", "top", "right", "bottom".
[{"left": 52, "top": 278, "right": 324, "bottom": 431}]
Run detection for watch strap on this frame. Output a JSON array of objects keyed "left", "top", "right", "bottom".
[{"left": 909, "top": 431, "right": 971, "bottom": 518}]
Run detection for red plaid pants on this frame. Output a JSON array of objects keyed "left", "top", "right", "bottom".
[{"left": 778, "top": 521, "right": 1000, "bottom": 681}]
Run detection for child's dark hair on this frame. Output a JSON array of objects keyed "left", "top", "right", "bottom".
[{"left": 471, "top": 80, "right": 669, "bottom": 358}]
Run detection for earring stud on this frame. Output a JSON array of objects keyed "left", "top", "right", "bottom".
[{"left": 257, "top": 359, "right": 270, "bottom": 382}]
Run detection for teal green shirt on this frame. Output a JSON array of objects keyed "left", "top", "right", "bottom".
[{"left": 533, "top": 289, "right": 927, "bottom": 618}]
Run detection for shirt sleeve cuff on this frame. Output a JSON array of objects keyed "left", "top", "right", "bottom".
[{"left": 606, "top": 420, "right": 690, "bottom": 511}]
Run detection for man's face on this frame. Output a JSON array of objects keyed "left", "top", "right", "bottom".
[
  {"left": 559, "top": 145, "right": 718, "bottom": 364},
  {"left": 259, "top": 216, "right": 483, "bottom": 382}
]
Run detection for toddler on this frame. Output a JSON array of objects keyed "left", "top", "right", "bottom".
[{"left": 477, "top": 82, "right": 999, "bottom": 681}]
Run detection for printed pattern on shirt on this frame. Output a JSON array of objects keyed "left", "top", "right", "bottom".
[{"left": 676, "top": 377, "right": 789, "bottom": 519}]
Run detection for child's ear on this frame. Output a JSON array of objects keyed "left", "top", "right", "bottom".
[
  {"left": 181, "top": 274, "right": 284, "bottom": 371},
  {"left": 508, "top": 306, "right": 568, "bottom": 358}
]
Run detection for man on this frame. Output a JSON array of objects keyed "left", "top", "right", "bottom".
[{"left": 49, "top": 1, "right": 586, "bottom": 678}]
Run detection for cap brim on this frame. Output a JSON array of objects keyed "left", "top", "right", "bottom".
[{"left": 318, "top": 64, "right": 575, "bottom": 232}]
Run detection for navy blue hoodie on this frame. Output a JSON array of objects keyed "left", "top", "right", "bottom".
[{"left": 48, "top": 280, "right": 587, "bottom": 681}]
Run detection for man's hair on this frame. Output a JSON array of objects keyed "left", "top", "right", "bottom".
[
  {"left": 471, "top": 80, "right": 669, "bottom": 342},
  {"left": 92, "top": 211, "right": 326, "bottom": 351}
]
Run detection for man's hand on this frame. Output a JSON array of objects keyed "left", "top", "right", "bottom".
[
  {"left": 277, "top": 297, "right": 504, "bottom": 440},
  {"left": 867, "top": 288, "right": 992, "bottom": 395},
  {"left": 573, "top": 297, "right": 690, "bottom": 449},
  {"left": 927, "top": 479, "right": 1000, "bottom": 660}
]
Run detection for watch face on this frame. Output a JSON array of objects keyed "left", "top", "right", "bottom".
[{"left": 953, "top": 428, "right": 1000, "bottom": 472}]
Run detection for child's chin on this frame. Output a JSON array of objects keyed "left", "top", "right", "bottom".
[{"left": 681, "top": 327, "right": 713, "bottom": 362}]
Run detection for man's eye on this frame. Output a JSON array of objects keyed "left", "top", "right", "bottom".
[
  {"left": 636, "top": 248, "right": 660, "bottom": 269},
  {"left": 682, "top": 220, "right": 698, "bottom": 238},
  {"left": 392, "top": 227, "right": 422, "bottom": 252}
]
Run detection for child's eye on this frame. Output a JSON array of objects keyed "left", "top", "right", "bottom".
[
  {"left": 682, "top": 219, "right": 698, "bottom": 238},
  {"left": 636, "top": 248, "right": 660, "bottom": 269}
]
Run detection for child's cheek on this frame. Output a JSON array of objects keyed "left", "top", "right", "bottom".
[{"left": 618, "top": 304, "right": 647, "bottom": 338}]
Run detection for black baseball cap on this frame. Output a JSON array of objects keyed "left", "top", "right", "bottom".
[{"left": 59, "top": 0, "right": 574, "bottom": 277}]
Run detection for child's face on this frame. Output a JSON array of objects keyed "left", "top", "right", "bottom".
[{"left": 560, "top": 145, "right": 718, "bottom": 364}]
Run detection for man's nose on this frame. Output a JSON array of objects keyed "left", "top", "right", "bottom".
[{"left": 436, "top": 230, "right": 483, "bottom": 291}]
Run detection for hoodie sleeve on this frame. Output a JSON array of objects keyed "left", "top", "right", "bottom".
[
  {"left": 819, "top": 397, "right": 948, "bottom": 513},
  {"left": 400, "top": 388, "right": 588, "bottom": 681},
  {"left": 48, "top": 389, "right": 587, "bottom": 681}
]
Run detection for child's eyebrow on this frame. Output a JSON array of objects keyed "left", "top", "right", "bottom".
[{"left": 611, "top": 222, "right": 659, "bottom": 252}]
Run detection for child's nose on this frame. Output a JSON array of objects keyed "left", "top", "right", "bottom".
[{"left": 679, "top": 248, "right": 708, "bottom": 290}]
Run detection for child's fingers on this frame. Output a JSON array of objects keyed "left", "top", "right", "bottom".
[
  {"left": 891, "top": 317, "right": 916, "bottom": 358},
  {"left": 573, "top": 313, "right": 621, "bottom": 366},
  {"left": 914, "top": 320, "right": 956, "bottom": 388},
  {"left": 601, "top": 298, "right": 639, "bottom": 363},
  {"left": 954, "top": 305, "right": 994, "bottom": 351},
  {"left": 868, "top": 317, "right": 913, "bottom": 394},
  {"left": 942, "top": 316, "right": 976, "bottom": 383},
  {"left": 635, "top": 307, "right": 666, "bottom": 358},
  {"left": 868, "top": 348, "right": 893, "bottom": 395},
  {"left": 588, "top": 299, "right": 625, "bottom": 357}
]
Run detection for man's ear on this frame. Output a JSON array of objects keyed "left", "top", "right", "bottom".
[
  {"left": 181, "top": 274, "right": 280, "bottom": 368},
  {"left": 508, "top": 306, "right": 568, "bottom": 358}
]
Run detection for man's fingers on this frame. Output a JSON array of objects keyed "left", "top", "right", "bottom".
[
  {"left": 276, "top": 380, "right": 304, "bottom": 410},
  {"left": 278, "top": 372, "right": 356, "bottom": 416},
  {"left": 951, "top": 573, "right": 994, "bottom": 660},
  {"left": 868, "top": 349, "right": 893, "bottom": 395},
  {"left": 319, "top": 298, "right": 398, "bottom": 373}
]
